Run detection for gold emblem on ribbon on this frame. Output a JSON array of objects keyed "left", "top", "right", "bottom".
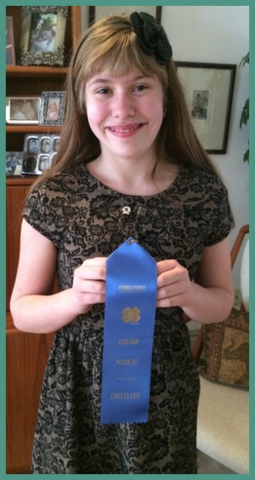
[{"left": 121, "top": 307, "right": 141, "bottom": 324}]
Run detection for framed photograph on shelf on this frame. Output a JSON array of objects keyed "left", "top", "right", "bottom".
[
  {"left": 6, "top": 96, "right": 41, "bottom": 124},
  {"left": 176, "top": 62, "right": 236, "bottom": 153},
  {"left": 6, "top": 16, "right": 16, "bottom": 65},
  {"left": 89, "top": 6, "right": 161, "bottom": 24},
  {"left": 19, "top": 6, "right": 68, "bottom": 66},
  {"left": 22, "top": 133, "right": 60, "bottom": 175},
  {"left": 39, "top": 91, "right": 66, "bottom": 126},
  {"left": 6, "top": 152, "right": 23, "bottom": 176}
]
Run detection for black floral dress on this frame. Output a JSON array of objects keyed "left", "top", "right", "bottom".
[{"left": 23, "top": 164, "right": 233, "bottom": 474}]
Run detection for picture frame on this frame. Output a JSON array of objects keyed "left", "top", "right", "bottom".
[
  {"left": 6, "top": 96, "right": 41, "bottom": 125},
  {"left": 89, "top": 6, "right": 161, "bottom": 24},
  {"left": 176, "top": 62, "right": 236, "bottom": 154},
  {"left": 19, "top": 6, "right": 68, "bottom": 66},
  {"left": 39, "top": 91, "right": 66, "bottom": 126},
  {"left": 6, "top": 16, "right": 16, "bottom": 65},
  {"left": 22, "top": 133, "right": 60, "bottom": 175},
  {"left": 6, "top": 152, "right": 23, "bottom": 176}
]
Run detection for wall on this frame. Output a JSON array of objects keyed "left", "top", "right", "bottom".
[
  {"left": 161, "top": 6, "right": 249, "bottom": 288},
  {"left": 80, "top": 6, "right": 249, "bottom": 288}
]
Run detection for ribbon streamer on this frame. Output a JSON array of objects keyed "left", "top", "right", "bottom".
[{"left": 101, "top": 238, "right": 157, "bottom": 424}]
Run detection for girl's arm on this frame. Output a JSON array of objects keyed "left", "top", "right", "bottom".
[
  {"left": 10, "top": 219, "right": 107, "bottom": 334},
  {"left": 157, "top": 236, "right": 234, "bottom": 324}
]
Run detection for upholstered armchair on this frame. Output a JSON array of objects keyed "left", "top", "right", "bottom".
[{"left": 190, "top": 225, "right": 249, "bottom": 474}]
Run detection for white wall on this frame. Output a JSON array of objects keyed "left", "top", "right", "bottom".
[
  {"left": 81, "top": 6, "right": 249, "bottom": 288},
  {"left": 161, "top": 6, "right": 249, "bottom": 288}
]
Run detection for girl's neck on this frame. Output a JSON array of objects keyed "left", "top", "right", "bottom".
[{"left": 87, "top": 155, "right": 179, "bottom": 196}]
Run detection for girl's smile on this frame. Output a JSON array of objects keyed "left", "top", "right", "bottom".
[
  {"left": 85, "top": 70, "right": 164, "bottom": 161},
  {"left": 106, "top": 122, "right": 146, "bottom": 137}
]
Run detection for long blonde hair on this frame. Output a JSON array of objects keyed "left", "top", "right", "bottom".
[{"left": 33, "top": 13, "right": 219, "bottom": 188}]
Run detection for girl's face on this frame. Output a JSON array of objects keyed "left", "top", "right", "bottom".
[{"left": 85, "top": 69, "right": 164, "bottom": 162}]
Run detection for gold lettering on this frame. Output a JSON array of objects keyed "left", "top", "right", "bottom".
[
  {"left": 119, "top": 338, "right": 139, "bottom": 345},
  {"left": 119, "top": 285, "right": 146, "bottom": 293},
  {"left": 116, "top": 358, "right": 138, "bottom": 365},
  {"left": 110, "top": 392, "right": 141, "bottom": 400}
]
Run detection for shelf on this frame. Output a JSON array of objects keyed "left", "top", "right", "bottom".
[
  {"left": 6, "top": 176, "right": 40, "bottom": 187},
  {"left": 7, "top": 65, "right": 68, "bottom": 81},
  {"left": 6, "top": 125, "right": 61, "bottom": 134}
]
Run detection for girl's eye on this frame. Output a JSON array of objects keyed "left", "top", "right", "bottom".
[
  {"left": 96, "top": 88, "right": 111, "bottom": 95},
  {"left": 133, "top": 84, "right": 149, "bottom": 92}
]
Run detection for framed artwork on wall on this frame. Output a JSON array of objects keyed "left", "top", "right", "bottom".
[{"left": 176, "top": 62, "right": 236, "bottom": 154}]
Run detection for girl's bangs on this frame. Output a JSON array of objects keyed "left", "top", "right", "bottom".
[{"left": 81, "top": 40, "right": 161, "bottom": 81}]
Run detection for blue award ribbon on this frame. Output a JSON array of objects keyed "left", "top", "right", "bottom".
[{"left": 101, "top": 238, "right": 157, "bottom": 424}]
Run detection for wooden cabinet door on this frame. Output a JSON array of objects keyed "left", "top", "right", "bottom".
[
  {"left": 6, "top": 322, "right": 54, "bottom": 473},
  {"left": 6, "top": 181, "right": 54, "bottom": 473},
  {"left": 6, "top": 182, "right": 29, "bottom": 311}
]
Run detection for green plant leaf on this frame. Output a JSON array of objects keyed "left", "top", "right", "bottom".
[
  {"left": 243, "top": 148, "right": 249, "bottom": 163},
  {"left": 239, "top": 98, "right": 249, "bottom": 128},
  {"left": 239, "top": 52, "right": 249, "bottom": 164},
  {"left": 240, "top": 52, "right": 249, "bottom": 67}
]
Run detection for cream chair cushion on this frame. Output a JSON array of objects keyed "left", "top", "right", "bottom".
[
  {"left": 196, "top": 229, "right": 249, "bottom": 474},
  {"left": 197, "top": 375, "right": 249, "bottom": 473}
]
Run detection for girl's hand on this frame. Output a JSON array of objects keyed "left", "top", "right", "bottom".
[
  {"left": 156, "top": 259, "right": 192, "bottom": 308},
  {"left": 71, "top": 257, "right": 107, "bottom": 313}
]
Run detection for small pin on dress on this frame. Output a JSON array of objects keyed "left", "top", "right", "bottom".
[{"left": 122, "top": 206, "right": 131, "bottom": 215}]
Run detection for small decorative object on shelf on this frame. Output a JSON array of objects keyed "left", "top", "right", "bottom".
[
  {"left": 6, "top": 96, "right": 41, "bottom": 125},
  {"left": 6, "top": 152, "right": 23, "bottom": 176},
  {"left": 19, "top": 6, "right": 68, "bottom": 66},
  {"left": 22, "top": 133, "right": 60, "bottom": 175},
  {"left": 39, "top": 91, "right": 66, "bottom": 126},
  {"left": 6, "top": 16, "right": 16, "bottom": 65}
]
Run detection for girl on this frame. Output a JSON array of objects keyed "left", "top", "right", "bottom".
[{"left": 10, "top": 12, "right": 234, "bottom": 474}]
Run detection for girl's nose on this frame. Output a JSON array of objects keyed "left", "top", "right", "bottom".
[{"left": 111, "top": 93, "right": 135, "bottom": 119}]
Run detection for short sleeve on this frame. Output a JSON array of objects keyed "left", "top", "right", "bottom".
[
  {"left": 204, "top": 180, "right": 234, "bottom": 246},
  {"left": 23, "top": 182, "right": 64, "bottom": 247}
]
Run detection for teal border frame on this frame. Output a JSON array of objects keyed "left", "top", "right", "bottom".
[{"left": 2, "top": 1, "right": 253, "bottom": 479}]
